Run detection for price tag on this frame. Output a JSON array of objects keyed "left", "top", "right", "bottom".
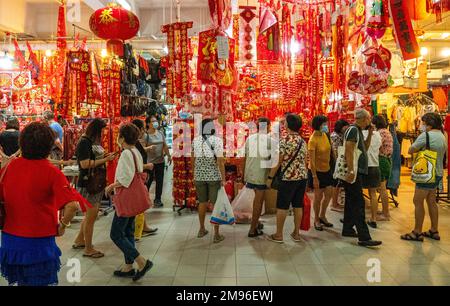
[{"left": 216, "top": 36, "right": 229, "bottom": 60}]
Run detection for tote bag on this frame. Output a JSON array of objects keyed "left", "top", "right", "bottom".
[
  {"left": 113, "top": 150, "right": 152, "bottom": 217},
  {"left": 411, "top": 132, "right": 437, "bottom": 184},
  {"left": 210, "top": 188, "right": 236, "bottom": 225},
  {"left": 333, "top": 126, "right": 362, "bottom": 184}
]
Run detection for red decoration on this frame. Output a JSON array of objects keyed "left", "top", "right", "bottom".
[
  {"left": 389, "top": 0, "right": 420, "bottom": 60},
  {"left": 89, "top": 3, "right": 140, "bottom": 55}
]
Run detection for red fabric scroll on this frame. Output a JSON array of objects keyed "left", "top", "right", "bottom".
[{"left": 389, "top": 0, "right": 420, "bottom": 60}]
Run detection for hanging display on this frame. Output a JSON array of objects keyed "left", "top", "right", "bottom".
[
  {"left": 389, "top": 0, "right": 420, "bottom": 60},
  {"left": 89, "top": 3, "right": 140, "bottom": 56}
]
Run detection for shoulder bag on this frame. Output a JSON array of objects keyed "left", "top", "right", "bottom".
[
  {"left": 411, "top": 132, "right": 437, "bottom": 184},
  {"left": 271, "top": 139, "right": 304, "bottom": 190},
  {"left": 113, "top": 149, "right": 151, "bottom": 217},
  {"left": 333, "top": 126, "right": 362, "bottom": 184}
]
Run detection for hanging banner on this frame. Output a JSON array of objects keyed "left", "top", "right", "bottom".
[
  {"left": 389, "top": 0, "right": 420, "bottom": 60},
  {"left": 198, "top": 29, "right": 217, "bottom": 84}
]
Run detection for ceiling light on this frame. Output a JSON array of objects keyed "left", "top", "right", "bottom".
[
  {"left": 442, "top": 48, "right": 450, "bottom": 57},
  {"left": 441, "top": 33, "right": 450, "bottom": 39},
  {"left": 45, "top": 50, "right": 53, "bottom": 57},
  {"left": 420, "top": 47, "right": 428, "bottom": 56},
  {"left": 101, "top": 49, "right": 108, "bottom": 58}
]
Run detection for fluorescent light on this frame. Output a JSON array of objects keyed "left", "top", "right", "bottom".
[
  {"left": 420, "top": 47, "right": 428, "bottom": 56},
  {"left": 117, "top": 0, "right": 132, "bottom": 11},
  {"left": 442, "top": 33, "right": 450, "bottom": 39}
]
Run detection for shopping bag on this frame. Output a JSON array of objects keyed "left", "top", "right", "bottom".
[
  {"left": 333, "top": 127, "right": 362, "bottom": 184},
  {"left": 411, "top": 132, "right": 437, "bottom": 184},
  {"left": 300, "top": 194, "right": 311, "bottom": 231},
  {"left": 210, "top": 187, "right": 236, "bottom": 225},
  {"left": 231, "top": 187, "right": 255, "bottom": 223}
]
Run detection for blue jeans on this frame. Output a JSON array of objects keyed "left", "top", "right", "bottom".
[{"left": 110, "top": 213, "right": 140, "bottom": 265}]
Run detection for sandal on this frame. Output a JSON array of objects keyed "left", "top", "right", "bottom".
[
  {"left": 72, "top": 244, "right": 86, "bottom": 250},
  {"left": 248, "top": 229, "right": 264, "bottom": 238},
  {"left": 83, "top": 251, "right": 105, "bottom": 258},
  {"left": 314, "top": 223, "right": 324, "bottom": 231},
  {"left": 422, "top": 230, "right": 441, "bottom": 241},
  {"left": 290, "top": 233, "right": 302, "bottom": 242},
  {"left": 213, "top": 235, "right": 225, "bottom": 244},
  {"left": 143, "top": 228, "right": 158, "bottom": 235},
  {"left": 257, "top": 223, "right": 264, "bottom": 230},
  {"left": 401, "top": 232, "right": 424, "bottom": 242},
  {"left": 197, "top": 230, "right": 209, "bottom": 238},
  {"left": 319, "top": 218, "right": 334, "bottom": 228},
  {"left": 266, "top": 234, "right": 284, "bottom": 244}
]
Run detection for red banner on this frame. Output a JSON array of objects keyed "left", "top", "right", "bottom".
[{"left": 389, "top": 0, "right": 420, "bottom": 60}]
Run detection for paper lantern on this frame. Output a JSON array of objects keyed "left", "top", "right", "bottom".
[
  {"left": 89, "top": 3, "right": 140, "bottom": 55},
  {"left": 406, "top": 0, "right": 431, "bottom": 20}
]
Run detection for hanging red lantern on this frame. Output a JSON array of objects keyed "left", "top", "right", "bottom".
[{"left": 89, "top": 3, "right": 140, "bottom": 56}]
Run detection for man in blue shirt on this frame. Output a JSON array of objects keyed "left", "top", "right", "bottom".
[{"left": 43, "top": 110, "right": 64, "bottom": 159}]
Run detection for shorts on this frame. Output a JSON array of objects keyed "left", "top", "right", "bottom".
[
  {"left": 195, "top": 181, "right": 221, "bottom": 203},
  {"left": 362, "top": 167, "right": 381, "bottom": 189},
  {"left": 308, "top": 170, "right": 335, "bottom": 189},
  {"left": 246, "top": 182, "right": 268, "bottom": 191},
  {"left": 276, "top": 180, "right": 307, "bottom": 210},
  {"left": 77, "top": 187, "right": 103, "bottom": 207},
  {"left": 416, "top": 176, "right": 443, "bottom": 191},
  {"left": 379, "top": 156, "right": 392, "bottom": 182}
]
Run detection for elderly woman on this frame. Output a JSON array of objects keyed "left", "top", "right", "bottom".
[{"left": 0, "top": 122, "right": 88, "bottom": 286}]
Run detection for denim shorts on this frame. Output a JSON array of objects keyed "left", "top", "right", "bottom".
[
  {"left": 416, "top": 176, "right": 443, "bottom": 191},
  {"left": 246, "top": 182, "right": 268, "bottom": 191}
]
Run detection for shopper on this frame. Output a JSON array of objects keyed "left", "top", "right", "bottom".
[
  {"left": 131, "top": 119, "right": 158, "bottom": 241},
  {"left": 242, "top": 117, "right": 275, "bottom": 237},
  {"left": 401, "top": 112, "right": 447, "bottom": 242},
  {"left": 266, "top": 114, "right": 308, "bottom": 243},
  {"left": 330, "top": 119, "right": 350, "bottom": 212},
  {"left": 0, "top": 117, "right": 20, "bottom": 166},
  {"left": 309, "top": 115, "right": 334, "bottom": 231},
  {"left": 373, "top": 115, "right": 393, "bottom": 221},
  {"left": 362, "top": 124, "right": 382, "bottom": 229},
  {"left": 192, "top": 118, "right": 226, "bottom": 243},
  {"left": 341, "top": 109, "right": 382, "bottom": 247},
  {"left": 43, "top": 110, "right": 64, "bottom": 160},
  {"left": 73, "top": 118, "right": 116, "bottom": 258},
  {"left": 105, "top": 123, "right": 153, "bottom": 281},
  {"left": 144, "top": 115, "right": 172, "bottom": 208},
  {"left": 0, "top": 122, "right": 85, "bottom": 286}
]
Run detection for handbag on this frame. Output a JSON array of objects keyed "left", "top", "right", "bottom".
[
  {"left": 0, "top": 159, "right": 14, "bottom": 230},
  {"left": 271, "top": 139, "right": 304, "bottom": 190},
  {"left": 411, "top": 132, "right": 437, "bottom": 184},
  {"left": 333, "top": 126, "right": 362, "bottom": 184},
  {"left": 113, "top": 149, "right": 151, "bottom": 217}
]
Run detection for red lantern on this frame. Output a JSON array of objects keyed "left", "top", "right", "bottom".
[{"left": 89, "top": 3, "right": 140, "bottom": 56}]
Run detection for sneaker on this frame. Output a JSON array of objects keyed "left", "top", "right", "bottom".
[{"left": 358, "top": 240, "right": 382, "bottom": 247}]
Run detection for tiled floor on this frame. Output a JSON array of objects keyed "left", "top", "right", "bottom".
[{"left": 2, "top": 168, "right": 450, "bottom": 286}]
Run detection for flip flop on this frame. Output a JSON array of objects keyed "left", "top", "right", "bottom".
[
  {"left": 290, "top": 233, "right": 302, "bottom": 242},
  {"left": 83, "top": 251, "right": 105, "bottom": 258},
  {"left": 143, "top": 228, "right": 158, "bottom": 234},
  {"left": 72, "top": 244, "right": 86, "bottom": 250},
  {"left": 266, "top": 234, "right": 284, "bottom": 244}
]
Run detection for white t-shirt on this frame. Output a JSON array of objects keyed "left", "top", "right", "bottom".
[
  {"left": 363, "top": 130, "right": 382, "bottom": 167},
  {"left": 115, "top": 148, "right": 144, "bottom": 188},
  {"left": 244, "top": 133, "right": 278, "bottom": 185}
]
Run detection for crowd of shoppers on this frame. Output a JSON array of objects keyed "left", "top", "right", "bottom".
[{"left": 0, "top": 107, "right": 447, "bottom": 286}]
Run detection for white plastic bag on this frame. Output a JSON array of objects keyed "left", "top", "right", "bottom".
[
  {"left": 231, "top": 187, "right": 255, "bottom": 223},
  {"left": 210, "top": 188, "right": 236, "bottom": 225}
]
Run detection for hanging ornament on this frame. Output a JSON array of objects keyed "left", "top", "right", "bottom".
[
  {"left": 389, "top": 0, "right": 420, "bottom": 60},
  {"left": 366, "top": 0, "right": 387, "bottom": 39},
  {"left": 89, "top": 3, "right": 140, "bottom": 56}
]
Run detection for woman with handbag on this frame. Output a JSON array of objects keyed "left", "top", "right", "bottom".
[
  {"left": 73, "top": 119, "right": 116, "bottom": 258},
  {"left": 105, "top": 124, "right": 153, "bottom": 281},
  {"left": 266, "top": 114, "right": 308, "bottom": 243},
  {"left": 401, "top": 112, "right": 447, "bottom": 242},
  {"left": 0, "top": 122, "right": 89, "bottom": 286}
]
